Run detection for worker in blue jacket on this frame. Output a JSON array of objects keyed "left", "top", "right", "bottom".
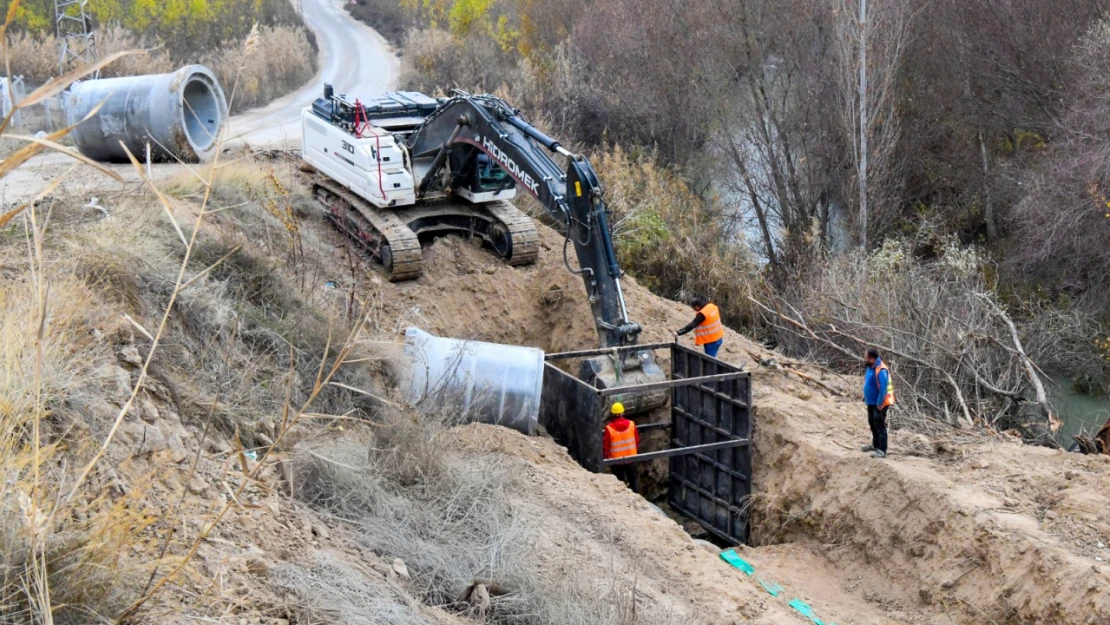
[{"left": 862, "top": 348, "right": 895, "bottom": 459}]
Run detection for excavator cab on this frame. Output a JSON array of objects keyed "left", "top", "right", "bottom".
[
  {"left": 474, "top": 153, "right": 513, "bottom": 192},
  {"left": 450, "top": 150, "right": 514, "bottom": 198}
]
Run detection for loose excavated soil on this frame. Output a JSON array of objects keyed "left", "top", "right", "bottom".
[{"left": 322, "top": 223, "right": 1110, "bottom": 625}]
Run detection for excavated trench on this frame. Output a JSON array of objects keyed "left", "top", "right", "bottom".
[{"left": 337, "top": 217, "right": 1110, "bottom": 625}]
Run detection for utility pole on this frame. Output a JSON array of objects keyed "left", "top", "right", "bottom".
[
  {"left": 858, "top": 0, "right": 868, "bottom": 251},
  {"left": 55, "top": 0, "right": 99, "bottom": 77}
]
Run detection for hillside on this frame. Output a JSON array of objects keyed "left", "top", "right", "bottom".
[{"left": 1, "top": 148, "right": 1106, "bottom": 624}]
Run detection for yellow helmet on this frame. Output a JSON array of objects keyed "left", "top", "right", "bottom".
[{"left": 610, "top": 402, "right": 625, "bottom": 415}]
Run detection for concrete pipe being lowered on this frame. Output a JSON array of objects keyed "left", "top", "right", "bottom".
[{"left": 64, "top": 65, "right": 228, "bottom": 163}]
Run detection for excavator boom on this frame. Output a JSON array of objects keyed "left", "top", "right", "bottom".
[{"left": 407, "top": 90, "right": 641, "bottom": 349}]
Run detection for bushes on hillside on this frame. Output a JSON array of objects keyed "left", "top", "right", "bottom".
[
  {"left": 4, "top": 24, "right": 315, "bottom": 114},
  {"left": 4, "top": 26, "right": 174, "bottom": 82},
  {"left": 203, "top": 25, "right": 317, "bottom": 112},
  {"left": 593, "top": 145, "right": 761, "bottom": 330},
  {"left": 400, "top": 26, "right": 517, "bottom": 97},
  {"left": 346, "top": 0, "right": 411, "bottom": 46},
  {"left": 2, "top": 0, "right": 301, "bottom": 56}
]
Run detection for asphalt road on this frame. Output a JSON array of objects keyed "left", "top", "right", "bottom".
[{"left": 230, "top": 0, "right": 399, "bottom": 147}]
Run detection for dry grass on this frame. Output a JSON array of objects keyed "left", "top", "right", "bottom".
[
  {"left": 4, "top": 30, "right": 57, "bottom": 81},
  {"left": 203, "top": 25, "right": 317, "bottom": 113},
  {"left": 95, "top": 26, "right": 176, "bottom": 78},
  {"left": 0, "top": 277, "right": 109, "bottom": 430},
  {"left": 4, "top": 26, "right": 174, "bottom": 82},
  {"left": 290, "top": 408, "right": 669, "bottom": 625},
  {"left": 4, "top": 24, "right": 314, "bottom": 113},
  {"left": 0, "top": 26, "right": 154, "bottom": 620},
  {"left": 0, "top": 274, "right": 153, "bottom": 624},
  {"left": 0, "top": 18, "right": 359, "bottom": 621},
  {"left": 163, "top": 160, "right": 272, "bottom": 199}
]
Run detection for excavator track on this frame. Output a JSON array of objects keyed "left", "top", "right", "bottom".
[
  {"left": 313, "top": 180, "right": 540, "bottom": 281},
  {"left": 314, "top": 179, "right": 424, "bottom": 281},
  {"left": 484, "top": 199, "right": 539, "bottom": 266}
]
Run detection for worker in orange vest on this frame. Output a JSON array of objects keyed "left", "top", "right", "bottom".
[
  {"left": 862, "top": 347, "right": 895, "bottom": 459},
  {"left": 603, "top": 402, "right": 640, "bottom": 493},
  {"left": 675, "top": 296, "right": 724, "bottom": 357}
]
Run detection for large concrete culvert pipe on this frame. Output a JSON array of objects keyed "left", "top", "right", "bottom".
[{"left": 64, "top": 65, "right": 228, "bottom": 163}]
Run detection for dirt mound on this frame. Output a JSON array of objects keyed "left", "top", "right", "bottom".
[
  {"left": 449, "top": 423, "right": 943, "bottom": 625},
  {"left": 376, "top": 233, "right": 598, "bottom": 351}
]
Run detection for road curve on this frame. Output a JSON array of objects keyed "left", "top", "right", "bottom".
[{"left": 231, "top": 0, "right": 399, "bottom": 147}]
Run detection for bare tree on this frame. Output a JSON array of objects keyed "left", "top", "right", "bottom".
[
  {"left": 834, "top": 0, "right": 912, "bottom": 249},
  {"left": 751, "top": 238, "right": 1060, "bottom": 434},
  {"left": 659, "top": 0, "right": 842, "bottom": 271},
  {"left": 1010, "top": 19, "right": 1110, "bottom": 304}
]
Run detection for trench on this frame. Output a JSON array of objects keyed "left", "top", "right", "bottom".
[{"left": 331, "top": 223, "right": 1110, "bottom": 625}]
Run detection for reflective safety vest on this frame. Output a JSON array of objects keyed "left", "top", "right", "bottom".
[
  {"left": 694, "top": 303, "right": 724, "bottom": 345},
  {"left": 605, "top": 422, "right": 639, "bottom": 459},
  {"left": 874, "top": 361, "right": 895, "bottom": 409}
]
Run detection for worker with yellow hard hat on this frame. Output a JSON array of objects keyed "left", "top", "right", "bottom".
[{"left": 603, "top": 402, "right": 640, "bottom": 493}]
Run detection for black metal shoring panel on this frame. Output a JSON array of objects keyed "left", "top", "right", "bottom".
[
  {"left": 538, "top": 345, "right": 753, "bottom": 544},
  {"left": 668, "top": 344, "right": 752, "bottom": 544}
]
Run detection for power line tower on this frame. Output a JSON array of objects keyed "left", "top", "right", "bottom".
[{"left": 55, "top": 0, "right": 98, "bottom": 77}]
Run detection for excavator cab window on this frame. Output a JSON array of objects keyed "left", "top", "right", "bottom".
[{"left": 475, "top": 153, "right": 512, "bottom": 191}]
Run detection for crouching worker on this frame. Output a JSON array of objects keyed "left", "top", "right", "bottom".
[
  {"left": 603, "top": 402, "right": 640, "bottom": 493},
  {"left": 675, "top": 296, "right": 724, "bottom": 358}
]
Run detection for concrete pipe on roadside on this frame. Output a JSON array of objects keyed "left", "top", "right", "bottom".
[{"left": 64, "top": 64, "right": 228, "bottom": 163}]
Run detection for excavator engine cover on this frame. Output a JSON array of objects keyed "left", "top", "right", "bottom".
[{"left": 579, "top": 350, "right": 668, "bottom": 415}]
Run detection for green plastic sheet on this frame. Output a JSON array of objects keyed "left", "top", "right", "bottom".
[
  {"left": 788, "top": 598, "right": 837, "bottom": 625},
  {"left": 757, "top": 578, "right": 783, "bottom": 597},
  {"left": 719, "top": 549, "right": 755, "bottom": 576}
]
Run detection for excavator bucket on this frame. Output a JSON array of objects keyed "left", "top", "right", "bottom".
[{"left": 575, "top": 347, "right": 670, "bottom": 415}]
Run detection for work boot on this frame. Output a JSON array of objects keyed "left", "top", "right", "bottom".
[
  {"left": 871, "top": 450, "right": 887, "bottom": 459},
  {"left": 860, "top": 444, "right": 875, "bottom": 452}
]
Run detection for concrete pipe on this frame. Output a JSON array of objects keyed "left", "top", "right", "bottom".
[
  {"left": 64, "top": 65, "right": 228, "bottom": 163},
  {"left": 400, "top": 327, "right": 544, "bottom": 435}
]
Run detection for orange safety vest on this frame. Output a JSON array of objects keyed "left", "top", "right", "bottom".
[
  {"left": 605, "top": 422, "right": 639, "bottom": 459},
  {"left": 874, "top": 361, "right": 895, "bottom": 409},
  {"left": 694, "top": 303, "right": 724, "bottom": 345}
]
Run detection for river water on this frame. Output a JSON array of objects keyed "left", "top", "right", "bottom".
[{"left": 1048, "top": 374, "right": 1110, "bottom": 444}]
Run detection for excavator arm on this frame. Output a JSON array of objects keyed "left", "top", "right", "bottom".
[{"left": 406, "top": 91, "right": 642, "bottom": 349}]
